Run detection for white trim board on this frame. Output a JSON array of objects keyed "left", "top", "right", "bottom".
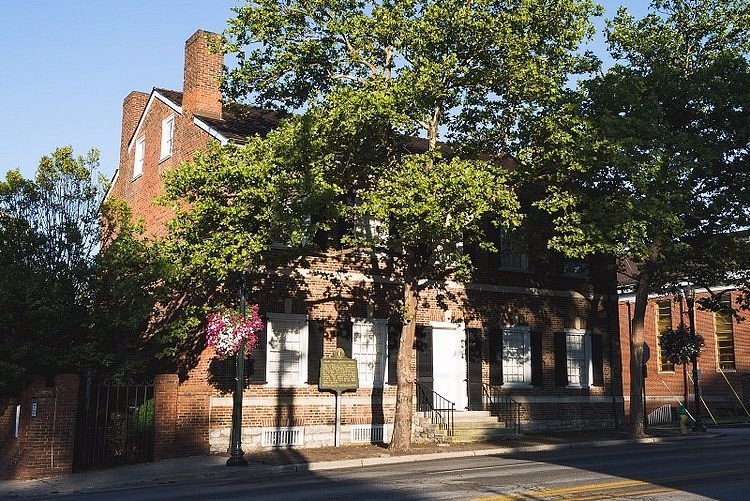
[{"left": 127, "top": 89, "right": 183, "bottom": 151}]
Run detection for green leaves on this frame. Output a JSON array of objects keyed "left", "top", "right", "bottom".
[{"left": 659, "top": 324, "right": 704, "bottom": 365}]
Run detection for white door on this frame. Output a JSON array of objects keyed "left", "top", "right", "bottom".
[{"left": 431, "top": 322, "right": 467, "bottom": 410}]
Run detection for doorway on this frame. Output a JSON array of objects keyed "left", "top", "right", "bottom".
[{"left": 431, "top": 322, "right": 467, "bottom": 410}]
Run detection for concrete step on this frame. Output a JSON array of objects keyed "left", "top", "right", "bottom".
[
  {"left": 448, "top": 427, "right": 516, "bottom": 442},
  {"left": 453, "top": 417, "right": 503, "bottom": 428},
  {"left": 452, "top": 411, "right": 493, "bottom": 422},
  {"left": 417, "top": 409, "right": 517, "bottom": 443}
]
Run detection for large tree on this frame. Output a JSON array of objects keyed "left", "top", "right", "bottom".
[
  {"left": 213, "top": 0, "right": 600, "bottom": 449},
  {"left": 0, "top": 148, "right": 163, "bottom": 392},
  {"left": 541, "top": 0, "right": 750, "bottom": 437}
]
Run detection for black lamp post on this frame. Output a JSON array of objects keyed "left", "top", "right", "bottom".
[
  {"left": 682, "top": 283, "right": 707, "bottom": 432},
  {"left": 227, "top": 274, "right": 249, "bottom": 466}
]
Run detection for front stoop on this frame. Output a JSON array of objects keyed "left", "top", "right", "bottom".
[{"left": 417, "top": 411, "right": 517, "bottom": 443}]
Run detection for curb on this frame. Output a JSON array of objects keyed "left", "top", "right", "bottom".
[{"left": 260, "top": 432, "right": 720, "bottom": 474}]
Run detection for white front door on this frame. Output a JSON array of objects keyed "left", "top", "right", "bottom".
[{"left": 431, "top": 322, "right": 467, "bottom": 410}]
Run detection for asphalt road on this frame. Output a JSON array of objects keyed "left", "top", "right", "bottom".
[{"left": 48, "top": 430, "right": 750, "bottom": 500}]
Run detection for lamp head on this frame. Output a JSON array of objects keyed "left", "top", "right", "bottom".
[{"left": 681, "top": 282, "right": 695, "bottom": 302}]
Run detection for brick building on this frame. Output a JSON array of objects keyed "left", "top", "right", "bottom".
[
  {"left": 618, "top": 286, "right": 750, "bottom": 425},
  {"left": 107, "top": 30, "right": 624, "bottom": 455}
]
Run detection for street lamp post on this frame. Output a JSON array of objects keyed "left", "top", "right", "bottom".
[
  {"left": 682, "top": 283, "right": 707, "bottom": 432},
  {"left": 227, "top": 274, "right": 249, "bottom": 466}
]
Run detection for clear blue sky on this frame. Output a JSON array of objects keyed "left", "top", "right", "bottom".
[{"left": 0, "top": 0, "right": 646, "bottom": 181}]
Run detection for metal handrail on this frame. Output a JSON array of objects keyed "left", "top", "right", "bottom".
[
  {"left": 481, "top": 383, "right": 521, "bottom": 436},
  {"left": 415, "top": 381, "right": 455, "bottom": 437}
]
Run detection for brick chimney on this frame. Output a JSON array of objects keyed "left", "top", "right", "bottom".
[
  {"left": 182, "top": 30, "right": 223, "bottom": 119},
  {"left": 120, "top": 90, "right": 149, "bottom": 157}
]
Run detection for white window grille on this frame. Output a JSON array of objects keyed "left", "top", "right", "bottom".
[
  {"left": 565, "top": 329, "right": 592, "bottom": 387},
  {"left": 261, "top": 427, "right": 304, "bottom": 447},
  {"left": 350, "top": 424, "right": 388, "bottom": 443},
  {"left": 160, "top": 115, "right": 174, "bottom": 161},
  {"left": 266, "top": 313, "right": 309, "bottom": 387},
  {"left": 352, "top": 318, "right": 387, "bottom": 387},
  {"left": 133, "top": 137, "right": 145, "bottom": 179},
  {"left": 502, "top": 326, "right": 531, "bottom": 385}
]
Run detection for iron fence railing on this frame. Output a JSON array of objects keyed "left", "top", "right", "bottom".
[
  {"left": 481, "top": 383, "right": 521, "bottom": 436},
  {"left": 415, "top": 381, "right": 454, "bottom": 437}
]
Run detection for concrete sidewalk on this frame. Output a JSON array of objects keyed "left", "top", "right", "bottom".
[{"left": 0, "top": 428, "right": 721, "bottom": 499}]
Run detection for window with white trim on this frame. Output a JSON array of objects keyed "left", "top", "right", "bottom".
[
  {"left": 352, "top": 318, "right": 387, "bottom": 387},
  {"left": 133, "top": 137, "right": 145, "bottom": 179},
  {"left": 266, "top": 313, "right": 308, "bottom": 387},
  {"left": 565, "top": 329, "right": 592, "bottom": 387},
  {"left": 160, "top": 115, "right": 174, "bottom": 161},
  {"left": 502, "top": 326, "right": 531, "bottom": 385},
  {"left": 353, "top": 194, "right": 387, "bottom": 247}
]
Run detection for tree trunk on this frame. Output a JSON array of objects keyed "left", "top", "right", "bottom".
[
  {"left": 389, "top": 279, "right": 419, "bottom": 450},
  {"left": 628, "top": 260, "right": 655, "bottom": 438}
]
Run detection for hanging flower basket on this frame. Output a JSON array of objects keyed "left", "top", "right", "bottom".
[
  {"left": 659, "top": 324, "right": 704, "bottom": 365},
  {"left": 206, "top": 304, "right": 263, "bottom": 359}
]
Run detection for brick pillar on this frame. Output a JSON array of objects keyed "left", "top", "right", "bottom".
[
  {"left": 50, "top": 374, "right": 80, "bottom": 475},
  {"left": 153, "top": 374, "right": 179, "bottom": 461},
  {"left": 6, "top": 374, "right": 80, "bottom": 480}
]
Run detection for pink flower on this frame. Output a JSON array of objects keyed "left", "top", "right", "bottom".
[{"left": 205, "top": 306, "right": 263, "bottom": 359}]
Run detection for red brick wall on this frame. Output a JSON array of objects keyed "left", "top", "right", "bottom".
[
  {"left": 158, "top": 254, "right": 621, "bottom": 452},
  {"left": 0, "top": 397, "right": 19, "bottom": 476},
  {"left": 182, "top": 30, "right": 222, "bottom": 119},
  {"left": 1, "top": 374, "right": 80, "bottom": 480},
  {"left": 153, "top": 374, "right": 179, "bottom": 461},
  {"left": 619, "top": 290, "right": 750, "bottom": 421}
]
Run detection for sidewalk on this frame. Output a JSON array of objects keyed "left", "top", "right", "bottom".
[{"left": 0, "top": 428, "right": 718, "bottom": 499}]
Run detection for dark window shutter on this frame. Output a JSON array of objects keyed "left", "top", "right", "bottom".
[
  {"left": 415, "top": 325, "right": 433, "bottom": 387},
  {"left": 592, "top": 334, "right": 604, "bottom": 387},
  {"left": 387, "top": 323, "right": 402, "bottom": 385},
  {"left": 554, "top": 331, "right": 568, "bottom": 387},
  {"left": 336, "top": 320, "right": 353, "bottom": 357},
  {"left": 248, "top": 323, "right": 267, "bottom": 383},
  {"left": 466, "top": 328, "right": 483, "bottom": 409},
  {"left": 489, "top": 326, "right": 503, "bottom": 385},
  {"left": 486, "top": 222, "right": 501, "bottom": 270},
  {"left": 531, "top": 330, "right": 544, "bottom": 387},
  {"left": 307, "top": 320, "right": 324, "bottom": 384}
]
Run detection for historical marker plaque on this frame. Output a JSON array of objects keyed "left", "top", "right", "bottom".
[
  {"left": 319, "top": 348, "right": 359, "bottom": 393},
  {"left": 319, "top": 348, "right": 358, "bottom": 447}
]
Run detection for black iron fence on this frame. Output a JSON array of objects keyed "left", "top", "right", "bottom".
[{"left": 73, "top": 377, "right": 155, "bottom": 471}]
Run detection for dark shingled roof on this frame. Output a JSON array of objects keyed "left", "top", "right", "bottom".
[
  {"left": 153, "top": 88, "right": 281, "bottom": 142},
  {"left": 195, "top": 105, "right": 281, "bottom": 142},
  {"left": 154, "top": 88, "right": 183, "bottom": 107}
]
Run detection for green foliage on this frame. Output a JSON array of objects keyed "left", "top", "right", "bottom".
[
  {"left": 165, "top": 0, "right": 603, "bottom": 448},
  {"left": 659, "top": 324, "right": 704, "bottom": 365},
  {"left": 0, "top": 148, "right": 162, "bottom": 393},
  {"left": 536, "top": 0, "right": 750, "bottom": 435},
  {"left": 543, "top": 0, "right": 750, "bottom": 293}
]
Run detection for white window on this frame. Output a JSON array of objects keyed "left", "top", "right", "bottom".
[
  {"left": 502, "top": 326, "right": 531, "bottom": 385},
  {"left": 160, "top": 115, "right": 174, "bottom": 161},
  {"left": 266, "top": 313, "right": 308, "bottom": 387},
  {"left": 133, "top": 137, "right": 145, "bottom": 179},
  {"left": 565, "top": 329, "right": 592, "bottom": 387},
  {"left": 352, "top": 318, "right": 387, "bottom": 387},
  {"left": 353, "top": 193, "right": 387, "bottom": 247}
]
